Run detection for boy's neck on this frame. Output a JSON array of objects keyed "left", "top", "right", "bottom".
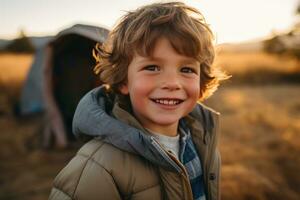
[{"left": 143, "top": 122, "right": 179, "bottom": 137}]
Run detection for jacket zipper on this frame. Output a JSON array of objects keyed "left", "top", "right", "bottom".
[
  {"left": 167, "top": 150, "right": 194, "bottom": 200},
  {"left": 150, "top": 136, "right": 194, "bottom": 200},
  {"left": 150, "top": 136, "right": 182, "bottom": 172}
]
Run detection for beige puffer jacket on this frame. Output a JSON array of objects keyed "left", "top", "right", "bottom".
[{"left": 49, "top": 87, "right": 221, "bottom": 200}]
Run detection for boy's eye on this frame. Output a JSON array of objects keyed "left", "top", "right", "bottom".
[
  {"left": 144, "top": 65, "right": 160, "bottom": 71},
  {"left": 181, "top": 67, "right": 197, "bottom": 74}
]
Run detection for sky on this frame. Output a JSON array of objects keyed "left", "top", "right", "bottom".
[{"left": 1, "top": 0, "right": 299, "bottom": 44}]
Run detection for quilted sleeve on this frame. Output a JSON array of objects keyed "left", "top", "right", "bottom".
[{"left": 49, "top": 153, "right": 122, "bottom": 200}]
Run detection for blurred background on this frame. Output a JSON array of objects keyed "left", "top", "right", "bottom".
[{"left": 0, "top": 0, "right": 300, "bottom": 199}]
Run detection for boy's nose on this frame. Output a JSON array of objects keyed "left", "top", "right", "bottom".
[
  {"left": 162, "top": 83, "right": 180, "bottom": 91},
  {"left": 161, "top": 74, "right": 181, "bottom": 91}
]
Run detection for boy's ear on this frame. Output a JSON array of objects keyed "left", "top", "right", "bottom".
[{"left": 119, "top": 84, "right": 129, "bottom": 95}]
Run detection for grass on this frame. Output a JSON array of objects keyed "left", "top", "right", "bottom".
[
  {"left": 0, "top": 53, "right": 32, "bottom": 87},
  {"left": 205, "top": 84, "right": 300, "bottom": 200},
  {"left": 214, "top": 51, "right": 300, "bottom": 84},
  {"left": 0, "top": 53, "right": 33, "bottom": 114}
]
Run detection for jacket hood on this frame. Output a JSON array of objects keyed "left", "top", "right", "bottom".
[{"left": 72, "top": 86, "right": 219, "bottom": 171}]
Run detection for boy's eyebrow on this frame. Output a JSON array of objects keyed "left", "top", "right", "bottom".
[
  {"left": 135, "top": 57, "right": 154, "bottom": 63},
  {"left": 134, "top": 57, "right": 161, "bottom": 65},
  {"left": 135, "top": 56, "right": 199, "bottom": 65}
]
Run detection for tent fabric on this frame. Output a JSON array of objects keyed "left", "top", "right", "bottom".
[
  {"left": 53, "top": 24, "right": 108, "bottom": 45},
  {"left": 20, "top": 24, "right": 109, "bottom": 147},
  {"left": 21, "top": 24, "right": 109, "bottom": 115},
  {"left": 20, "top": 47, "right": 46, "bottom": 114}
]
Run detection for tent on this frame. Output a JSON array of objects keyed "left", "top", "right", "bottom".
[{"left": 20, "top": 24, "right": 109, "bottom": 148}]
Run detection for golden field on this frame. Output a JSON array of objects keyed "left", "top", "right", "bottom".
[
  {"left": 214, "top": 51, "right": 300, "bottom": 75},
  {"left": 0, "top": 51, "right": 300, "bottom": 199},
  {"left": 206, "top": 84, "right": 300, "bottom": 200},
  {"left": 214, "top": 50, "right": 300, "bottom": 84},
  {"left": 0, "top": 53, "right": 33, "bottom": 114}
]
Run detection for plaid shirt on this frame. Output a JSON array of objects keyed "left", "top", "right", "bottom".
[{"left": 179, "top": 120, "right": 206, "bottom": 200}]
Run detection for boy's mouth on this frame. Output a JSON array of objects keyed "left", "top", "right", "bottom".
[{"left": 150, "top": 98, "right": 183, "bottom": 105}]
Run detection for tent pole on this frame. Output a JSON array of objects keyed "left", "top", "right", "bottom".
[{"left": 43, "top": 46, "right": 68, "bottom": 148}]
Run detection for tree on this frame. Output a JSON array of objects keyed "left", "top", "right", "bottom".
[{"left": 4, "top": 30, "right": 35, "bottom": 53}]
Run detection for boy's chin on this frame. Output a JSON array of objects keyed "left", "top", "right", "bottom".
[{"left": 151, "top": 117, "right": 181, "bottom": 126}]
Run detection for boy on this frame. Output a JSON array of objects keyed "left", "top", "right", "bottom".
[{"left": 49, "top": 2, "right": 228, "bottom": 200}]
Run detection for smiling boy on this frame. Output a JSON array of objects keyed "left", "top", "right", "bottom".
[{"left": 50, "top": 2, "right": 228, "bottom": 200}]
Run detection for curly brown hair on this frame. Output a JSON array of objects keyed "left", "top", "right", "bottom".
[{"left": 93, "top": 1, "right": 229, "bottom": 101}]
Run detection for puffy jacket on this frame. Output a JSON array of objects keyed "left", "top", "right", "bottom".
[{"left": 49, "top": 86, "right": 221, "bottom": 200}]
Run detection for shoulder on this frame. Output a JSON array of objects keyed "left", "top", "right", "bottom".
[
  {"left": 50, "top": 139, "right": 119, "bottom": 199},
  {"left": 51, "top": 139, "right": 160, "bottom": 198}
]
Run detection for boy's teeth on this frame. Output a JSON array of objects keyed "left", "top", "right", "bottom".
[{"left": 154, "top": 99, "right": 180, "bottom": 105}]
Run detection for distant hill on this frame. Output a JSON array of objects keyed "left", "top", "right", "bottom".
[
  {"left": 0, "top": 36, "right": 53, "bottom": 51},
  {"left": 0, "top": 39, "right": 11, "bottom": 50}
]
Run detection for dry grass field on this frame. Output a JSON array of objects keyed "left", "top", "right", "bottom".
[
  {"left": 0, "top": 51, "right": 299, "bottom": 199},
  {"left": 214, "top": 51, "right": 300, "bottom": 84},
  {"left": 0, "top": 53, "right": 33, "bottom": 115},
  {"left": 206, "top": 84, "right": 300, "bottom": 200},
  {"left": 215, "top": 51, "right": 300, "bottom": 74}
]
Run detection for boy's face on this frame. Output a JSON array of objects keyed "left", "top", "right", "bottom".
[{"left": 120, "top": 37, "right": 200, "bottom": 136}]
